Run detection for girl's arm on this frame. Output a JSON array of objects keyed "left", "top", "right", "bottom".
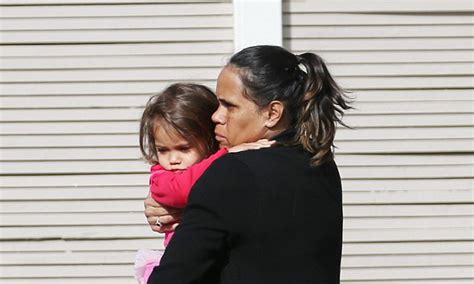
[{"left": 149, "top": 148, "right": 228, "bottom": 208}]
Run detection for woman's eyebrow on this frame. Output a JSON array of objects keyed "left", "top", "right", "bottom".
[{"left": 218, "top": 98, "right": 236, "bottom": 106}]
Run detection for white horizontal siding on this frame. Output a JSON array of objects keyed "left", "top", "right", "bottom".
[
  {"left": 284, "top": 0, "right": 473, "bottom": 283},
  {"left": 2, "top": 63, "right": 474, "bottom": 83},
  {"left": 0, "top": 42, "right": 234, "bottom": 57},
  {"left": 0, "top": 2, "right": 230, "bottom": 15},
  {"left": 2, "top": 160, "right": 474, "bottom": 178},
  {"left": 2, "top": 105, "right": 472, "bottom": 122},
  {"left": 0, "top": 0, "right": 233, "bottom": 283},
  {"left": 3, "top": 213, "right": 474, "bottom": 229},
  {"left": 2, "top": 179, "right": 473, "bottom": 204},
  {"left": 1, "top": 0, "right": 473, "bottom": 283},
  {"left": 284, "top": 0, "right": 474, "bottom": 13},
  {"left": 1, "top": 15, "right": 232, "bottom": 30},
  {"left": 1, "top": 29, "right": 232, "bottom": 44}
]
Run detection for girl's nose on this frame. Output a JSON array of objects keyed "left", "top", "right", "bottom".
[{"left": 169, "top": 152, "right": 181, "bottom": 165}]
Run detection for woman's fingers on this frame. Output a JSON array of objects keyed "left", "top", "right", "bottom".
[
  {"left": 144, "top": 193, "right": 183, "bottom": 232},
  {"left": 144, "top": 194, "right": 181, "bottom": 216},
  {"left": 150, "top": 214, "right": 180, "bottom": 233},
  {"left": 155, "top": 213, "right": 181, "bottom": 226},
  {"left": 153, "top": 222, "right": 179, "bottom": 233}
]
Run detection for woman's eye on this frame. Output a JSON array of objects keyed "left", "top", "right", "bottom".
[{"left": 220, "top": 101, "right": 234, "bottom": 109}]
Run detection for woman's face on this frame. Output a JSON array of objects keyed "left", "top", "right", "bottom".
[{"left": 212, "top": 66, "right": 269, "bottom": 147}]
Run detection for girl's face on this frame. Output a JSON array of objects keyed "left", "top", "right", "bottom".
[{"left": 154, "top": 124, "right": 203, "bottom": 171}]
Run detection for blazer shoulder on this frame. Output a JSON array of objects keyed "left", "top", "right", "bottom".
[{"left": 190, "top": 153, "right": 257, "bottom": 199}]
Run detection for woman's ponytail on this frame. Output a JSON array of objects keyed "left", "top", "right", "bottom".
[{"left": 295, "top": 53, "right": 352, "bottom": 166}]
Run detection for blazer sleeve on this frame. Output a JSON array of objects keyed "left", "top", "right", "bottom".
[
  {"left": 148, "top": 155, "right": 256, "bottom": 283},
  {"left": 150, "top": 148, "right": 228, "bottom": 208}
]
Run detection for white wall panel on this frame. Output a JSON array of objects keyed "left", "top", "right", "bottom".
[
  {"left": 0, "top": 1, "right": 232, "bottom": 282},
  {"left": 284, "top": 0, "right": 473, "bottom": 282},
  {"left": 284, "top": 0, "right": 474, "bottom": 13},
  {"left": 0, "top": 81, "right": 216, "bottom": 95},
  {"left": 0, "top": 42, "right": 234, "bottom": 57},
  {"left": 1, "top": 15, "right": 232, "bottom": 30},
  {"left": 1, "top": 68, "right": 221, "bottom": 82},
  {"left": 1, "top": 0, "right": 473, "bottom": 282},
  {"left": 0, "top": 54, "right": 228, "bottom": 69},
  {"left": 0, "top": 2, "right": 232, "bottom": 17}
]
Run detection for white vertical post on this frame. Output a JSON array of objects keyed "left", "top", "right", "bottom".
[{"left": 233, "top": 0, "right": 283, "bottom": 52}]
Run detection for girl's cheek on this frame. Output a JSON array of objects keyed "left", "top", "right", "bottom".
[{"left": 158, "top": 153, "right": 167, "bottom": 163}]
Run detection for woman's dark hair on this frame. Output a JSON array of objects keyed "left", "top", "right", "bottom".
[
  {"left": 228, "top": 45, "right": 351, "bottom": 166},
  {"left": 139, "top": 83, "right": 219, "bottom": 164}
]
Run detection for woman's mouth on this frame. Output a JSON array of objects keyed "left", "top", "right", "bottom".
[{"left": 215, "top": 133, "right": 229, "bottom": 147}]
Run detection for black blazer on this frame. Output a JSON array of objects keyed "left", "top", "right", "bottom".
[{"left": 149, "top": 132, "right": 343, "bottom": 284}]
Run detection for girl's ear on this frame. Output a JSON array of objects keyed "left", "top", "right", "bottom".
[{"left": 264, "top": 100, "right": 285, "bottom": 128}]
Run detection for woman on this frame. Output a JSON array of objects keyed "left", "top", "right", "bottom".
[{"left": 145, "top": 45, "right": 351, "bottom": 283}]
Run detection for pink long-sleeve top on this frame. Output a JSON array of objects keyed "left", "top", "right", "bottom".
[{"left": 149, "top": 148, "right": 228, "bottom": 246}]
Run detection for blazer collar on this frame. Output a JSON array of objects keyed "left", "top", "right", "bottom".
[{"left": 270, "top": 128, "right": 297, "bottom": 143}]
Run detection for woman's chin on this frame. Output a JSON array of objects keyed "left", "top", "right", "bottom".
[{"left": 218, "top": 142, "right": 229, "bottom": 149}]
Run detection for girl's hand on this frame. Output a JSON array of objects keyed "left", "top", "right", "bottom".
[
  {"left": 144, "top": 193, "right": 182, "bottom": 233},
  {"left": 228, "top": 139, "right": 276, "bottom": 153}
]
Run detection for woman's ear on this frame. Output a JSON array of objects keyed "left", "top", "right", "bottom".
[{"left": 264, "top": 100, "right": 285, "bottom": 128}]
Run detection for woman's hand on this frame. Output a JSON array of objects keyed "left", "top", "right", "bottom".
[
  {"left": 144, "top": 193, "right": 182, "bottom": 233},
  {"left": 228, "top": 139, "right": 275, "bottom": 153}
]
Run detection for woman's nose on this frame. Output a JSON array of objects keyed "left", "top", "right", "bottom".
[{"left": 212, "top": 106, "right": 224, "bottom": 124}]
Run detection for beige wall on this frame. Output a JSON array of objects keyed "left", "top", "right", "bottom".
[
  {"left": 0, "top": 1, "right": 233, "bottom": 283},
  {"left": 284, "top": 0, "right": 473, "bottom": 283},
  {"left": 1, "top": 0, "right": 473, "bottom": 283}
]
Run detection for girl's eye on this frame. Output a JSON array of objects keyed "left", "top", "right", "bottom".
[
  {"left": 157, "top": 148, "right": 168, "bottom": 153},
  {"left": 178, "top": 146, "right": 191, "bottom": 152}
]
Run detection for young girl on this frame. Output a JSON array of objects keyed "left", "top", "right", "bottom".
[{"left": 134, "top": 83, "right": 273, "bottom": 284}]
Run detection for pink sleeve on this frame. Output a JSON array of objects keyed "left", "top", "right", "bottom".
[{"left": 149, "top": 148, "right": 228, "bottom": 208}]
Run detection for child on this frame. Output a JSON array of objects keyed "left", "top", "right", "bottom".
[{"left": 134, "top": 83, "right": 273, "bottom": 284}]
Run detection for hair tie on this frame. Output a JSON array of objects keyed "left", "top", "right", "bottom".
[
  {"left": 298, "top": 63, "right": 308, "bottom": 74},
  {"left": 296, "top": 55, "right": 308, "bottom": 74}
]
